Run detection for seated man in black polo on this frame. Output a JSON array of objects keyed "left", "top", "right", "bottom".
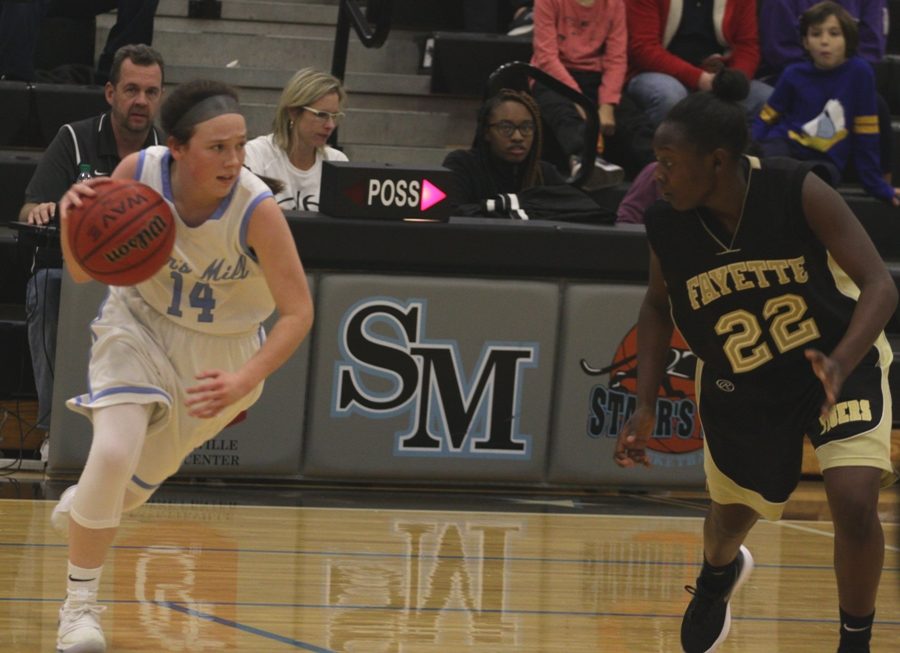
[{"left": 18, "top": 43, "right": 164, "bottom": 449}]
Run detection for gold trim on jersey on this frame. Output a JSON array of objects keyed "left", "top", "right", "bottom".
[
  {"left": 703, "top": 442, "right": 789, "bottom": 521},
  {"left": 815, "top": 357, "right": 897, "bottom": 488},
  {"left": 824, "top": 251, "right": 895, "bottom": 380},
  {"left": 825, "top": 251, "right": 860, "bottom": 300},
  {"left": 694, "top": 359, "right": 788, "bottom": 521}
]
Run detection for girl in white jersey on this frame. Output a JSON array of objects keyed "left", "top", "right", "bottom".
[
  {"left": 53, "top": 79, "right": 314, "bottom": 653},
  {"left": 243, "top": 67, "right": 348, "bottom": 212}
]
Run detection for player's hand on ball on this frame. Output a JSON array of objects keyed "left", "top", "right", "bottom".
[
  {"left": 64, "top": 178, "right": 175, "bottom": 285},
  {"left": 185, "top": 369, "right": 251, "bottom": 419},
  {"left": 615, "top": 405, "right": 655, "bottom": 468},
  {"left": 59, "top": 177, "right": 113, "bottom": 220},
  {"left": 805, "top": 348, "right": 844, "bottom": 418}
]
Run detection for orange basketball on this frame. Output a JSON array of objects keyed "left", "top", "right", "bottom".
[
  {"left": 67, "top": 179, "right": 175, "bottom": 286},
  {"left": 610, "top": 325, "right": 703, "bottom": 455}
]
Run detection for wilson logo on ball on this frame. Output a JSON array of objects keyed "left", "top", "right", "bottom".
[
  {"left": 68, "top": 179, "right": 176, "bottom": 286},
  {"left": 103, "top": 213, "right": 171, "bottom": 263}
]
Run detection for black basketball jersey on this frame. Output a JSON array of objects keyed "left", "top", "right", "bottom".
[{"left": 644, "top": 156, "right": 880, "bottom": 398}]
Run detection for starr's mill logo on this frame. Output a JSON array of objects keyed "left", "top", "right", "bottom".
[{"left": 582, "top": 325, "right": 704, "bottom": 467}]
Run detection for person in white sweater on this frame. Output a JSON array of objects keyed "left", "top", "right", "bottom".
[{"left": 244, "top": 67, "right": 349, "bottom": 212}]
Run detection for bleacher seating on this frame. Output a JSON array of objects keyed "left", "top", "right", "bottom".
[
  {"left": 386, "top": 0, "right": 467, "bottom": 31},
  {"left": 429, "top": 32, "right": 532, "bottom": 96},
  {"left": 0, "top": 149, "right": 41, "bottom": 401},
  {"left": 33, "top": 15, "right": 96, "bottom": 75},
  {"left": 33, "top": 84, "right": 106, "bottom": 148},
  {"left": 889, "top": 0, "right": 900, "bottom": 56},
  {"left": 0, "top": 150, "right": 41, "bottom": 224},
  {"left": 0, "top": 81, "right": 36, "bottom": 148},
  {"left": 0, "top": 83, "right": 105, "bottom": 150},
  {"left": 0, "top": 303, "right": 35, "bottom": 400}
]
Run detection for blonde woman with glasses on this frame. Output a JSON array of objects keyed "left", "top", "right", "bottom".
[{"left": 244, "top": 67, "right": 349, "bottom": 212}]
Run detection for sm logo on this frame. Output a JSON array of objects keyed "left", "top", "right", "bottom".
[{"left": 332, "top": 298, "right": 538, "bottom": 458}]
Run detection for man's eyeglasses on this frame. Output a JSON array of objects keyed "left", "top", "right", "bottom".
[
  {"left": 299, "top": 106, "right": 346, "bottom": 125},
  {"left": 488, "top": 121, "right": 535, "bottom": 137}
]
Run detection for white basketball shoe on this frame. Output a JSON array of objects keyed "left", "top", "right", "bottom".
[{"left": 56, "top": 588, "right": 107, "bottom": 653}]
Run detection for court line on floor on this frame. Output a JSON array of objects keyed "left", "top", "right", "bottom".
[
  {"left": 165, "top": 601, "right": 900, "bottom": 627},
  {"left": 771, "top": 520, "right": 900, "bottom": 552},
  {"left": 21, "top": 498, "right": 900, "bottom": 529},
  {"left": 1, "top": 541, "right": 897, "bottom": 571},
  {"left": 160, "top": 601, "right": 335, "bottom": 652},
  {"left": 3, "top": 596, "right": 899, "bottom": 628}
]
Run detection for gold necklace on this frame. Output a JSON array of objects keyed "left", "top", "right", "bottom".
[{"left": 696, "top": 163, "right": 754, "bottom": 255}]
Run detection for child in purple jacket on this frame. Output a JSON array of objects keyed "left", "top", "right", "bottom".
[{"left": 753, "top": 1, "right": 899, "bottom": 205}]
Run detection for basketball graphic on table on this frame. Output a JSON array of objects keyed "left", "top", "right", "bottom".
[
  {"left": 67, "top": 179, "right": 175, "bottom": 286},
  {"left": 610, "top": 325, "right": 703, "bottom": 454}
]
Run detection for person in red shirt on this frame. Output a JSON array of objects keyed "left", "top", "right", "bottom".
[
  {"left": 624, "top": 0, "right": 772, "bottom": 127},
  {"left": 531, "top": 0, "right": 653, "bottom": 186}
]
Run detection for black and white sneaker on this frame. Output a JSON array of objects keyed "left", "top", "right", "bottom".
[
  {"left": 680, "top": 545, "right": 754, "bottom": 652},
  {"left": 583, "top": 157, "right": 625, "bottom": 190}
]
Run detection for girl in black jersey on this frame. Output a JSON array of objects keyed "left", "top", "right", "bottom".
[{"left": 615, "top": 68, "right": 897, "bottom": 653}]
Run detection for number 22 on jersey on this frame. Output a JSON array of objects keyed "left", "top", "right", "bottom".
[{"left": 715, "top": 293, "right": 820, "bottom": 373}]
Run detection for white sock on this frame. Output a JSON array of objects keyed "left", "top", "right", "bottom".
[{"left": 67, "top": 562, "right": 103, "bottom": 597}]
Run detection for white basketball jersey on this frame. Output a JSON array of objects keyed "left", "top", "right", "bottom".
[{"left": 134, "top": 145, "right": 276, "bottom": 335}]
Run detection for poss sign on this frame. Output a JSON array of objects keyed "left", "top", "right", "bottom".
[{"left": 320, "top": 161, "right": 453, "bottom": 221}]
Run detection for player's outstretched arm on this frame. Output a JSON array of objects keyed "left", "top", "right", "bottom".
[
  {"left": 801, "top": 171, "right": 898, "bottom": 414},
  {"left": 614, "top": 250, "right": 673, "bottom": 468}
]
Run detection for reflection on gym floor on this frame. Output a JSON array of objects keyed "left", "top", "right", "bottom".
[{"left": 1, "top": 478, "right": 898, "bottom": 652}]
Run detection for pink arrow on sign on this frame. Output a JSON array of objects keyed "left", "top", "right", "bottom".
[{"left": 420, "top": 179, "right": 447, "bottom": 211}]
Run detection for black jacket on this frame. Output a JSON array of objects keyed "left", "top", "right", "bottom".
[{"left": 442, "top": 147, "right": 566, "bottom": 217}]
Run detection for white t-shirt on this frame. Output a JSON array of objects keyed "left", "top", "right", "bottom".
[{"left": 243, "top": 134, "right": 348, "bottom": 212}]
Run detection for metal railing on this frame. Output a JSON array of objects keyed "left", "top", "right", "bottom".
[
  {"left": 329, "top": 0, "right": 393, "bottom": 146},
  {"left": 330, "top": 0, "right": 392, "bottom": 80}
]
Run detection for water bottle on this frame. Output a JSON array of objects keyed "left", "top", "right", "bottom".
[{"left": 75, "top": 163, "right": 92, "bottom": 182}]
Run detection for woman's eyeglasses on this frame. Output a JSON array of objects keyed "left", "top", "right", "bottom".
[
  {"left": 299, "top": 106, "right": 346, "bottom": 125},
  {"left": 488, "top": 121, "right": 535, "bottom": 137}
]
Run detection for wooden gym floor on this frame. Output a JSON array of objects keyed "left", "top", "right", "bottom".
[{"left": 0, "top": 473, "right": 897, "bottom": 653}]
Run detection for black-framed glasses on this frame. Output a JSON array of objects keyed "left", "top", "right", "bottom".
[
  {"left": 299, "top": 106, "right": 346, "bottom": 124},
  {"left": 488, "top": 121, "right": 535, "bottom": 137}
]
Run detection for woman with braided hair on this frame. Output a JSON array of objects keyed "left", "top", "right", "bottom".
[{"left": 442, "top": 88, "right": 566, "bottom": 216}]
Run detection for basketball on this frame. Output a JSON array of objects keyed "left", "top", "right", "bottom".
[
  {"left": 67, "top": 179, "right": 176, "bottom": 286},
  {"left": 610, "top": 325, "right": 703, "bottom": 455}
]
